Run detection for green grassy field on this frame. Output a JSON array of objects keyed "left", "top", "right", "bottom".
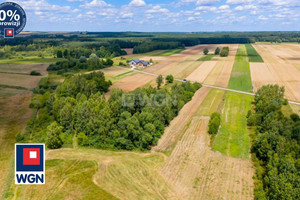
[
  {"left": 151, "top": 49, "right": 184, "bottom": 56},
  {"left": 245, "top": 44, "right": 264, "bottom": 62},
  {"left": 196, "top": 89, "right": 225, "bottom": 116},
  {"left": 197, "top": 54, "right": 215, "bottom": 61},
  {"left": 228, "top": 45, "right": 253, "bottom": 92},
  {"left": 212, "top": 92, "right": 253, "bottom": 159},
  {"left": 9, "top": 159, "right": 118, "bottom": 200}
]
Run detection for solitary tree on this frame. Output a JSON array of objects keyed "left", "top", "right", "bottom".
[
  {"left": 203, "top": 48, "right": 209, "bottom": 55},
  {"left": 57, "top": 50, "right": 63, "bottom": 58},
  {"left": 166, "top": 75, "right": 174, "bottom": 83},
  {"left": 63, "top": 49, "right": 69, "bottom": 58},
  {"left": 46, "top": 122, "right": 63, "bottom": 149},
  {"left": 156, "top": 75, "right": 163, "bottom": 89},
  {"left": 215, "top": 47, "right": 220, "bottom": 55}
]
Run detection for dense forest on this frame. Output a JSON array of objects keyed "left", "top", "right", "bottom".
[
  {"left": 133, "top": 42, "right": 184, "bottom": 54},
  {"left": 19, "top": 72, "right": 201, "bottom": 150},
  {"left": 247, "top": 85, "right": 300, "bottom": 200}
]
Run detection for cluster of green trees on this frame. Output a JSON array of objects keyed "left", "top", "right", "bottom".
[
  {"left": 21, "top": 72, "right": 201, "bottom": 151},
  {"left": 220, "top": 47, "right": 229, "bottom": 57},
  {"left": 247, "top": 85, "right": 300, "bottom": 200},
  {"left": 47, "top": 54, "right": 113, "bottom": 74},
  {"left": 208, "top": 112, "right": 221, "bottom": 135},
  {"left": 55, "top": 44, "right": 126, "bottom": 59},
  {"left": 133, "top": 42, "right": 184, "bottom": 54}
]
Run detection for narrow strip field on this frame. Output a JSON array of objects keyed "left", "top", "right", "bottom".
[
  {"left": 151, "top": 49, "right": 184, "bottom": 56},
  {"left": 228, "top": 45, "right": 252, "bottom": 92},
  {"left": 212, "top": 92, "right": 253, "bottom": 159},
  {"left": 245, "top": 44, "right": 263, "bottom": 62},
  {"left": 153, "top": 87, "right": 211, "bottom": 151},
  {"left": 204, "top": 61, "right": 234, "bottom": 87},
  {"left": 198, "top": 55, "right": 215, "bottom": 61},
  {"left": 196, "top": 89, "right": 225, "bottom": 116},
  {"left": 186, "top": 61, "right": 217, "bottom": 83}
]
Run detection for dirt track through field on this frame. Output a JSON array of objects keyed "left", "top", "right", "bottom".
[{"left": 153, "top": 87, "right": 211, "bottom": 151}]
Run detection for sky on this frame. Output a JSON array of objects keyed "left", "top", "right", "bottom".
[{"left": 3, "top": 0, "right": 300, "bottom": 32}]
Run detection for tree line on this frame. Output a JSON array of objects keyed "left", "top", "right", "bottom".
[
  {"left": 133, "top": 42, "right": 184, "bottom": 54},
  {"left": 47, "top": 54, "right": 113, "bottom": 75},
  {"left": 19, "top": 72, "right": 201, "bottom": 151},
  {"left": 247, "top": 85, "right": 300, "bottom": 200}
]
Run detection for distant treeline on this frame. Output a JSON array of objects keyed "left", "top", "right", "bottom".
[
  {"left": 152, "top": 37, "right": 251, "bottom": 46},
  {"left": 3, "top": 32, "right": 300, "bottom": 55},
  {"left": 133, "top": 42, "right": 184, "bottom": 54},
  {"left": 87, "top": 32, "right": 154, "bottom": 38}
]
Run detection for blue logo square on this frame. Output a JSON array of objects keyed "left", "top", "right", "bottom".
[{"left": 15, "top": 144, "right": 44, "bottom": 172}]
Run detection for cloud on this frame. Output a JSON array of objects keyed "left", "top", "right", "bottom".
[
  {"left": 129, "top": 0, "right": 146, "bottom": 7},
  {"left": 80, "top": 0, "right": 112, "bottom": 8},
  {"left": 196, "top": 0, "right": 220, "bottom": 5},
  {"left": 219, "top": 5, "right": 230, "bottom": 9},
  {"left": 120, "top": 12, "right": 134, "bottom": 18},
  {"left": 196, "top": 6, "right": 217, "bottom": 12},
  {"left": 146, "top": 5, "right": 169, "bottom": 13},
  {"left": 235, "top": 4, "right": 257, "bottom": 10},
  {"left": 67, "top": 0, "right": 84, "bottom": 2},
  {"left": 226, "top": 0, "right": 253, "bottom": 4},
  {"left": 258, "top": 15, "right": 268, "bottom": 20},
  {"left": 7, "top": 0, "right": 71, "bottom": 12},
  {"left": 178, "top": 0, "right": 219, "bottom": 6}
]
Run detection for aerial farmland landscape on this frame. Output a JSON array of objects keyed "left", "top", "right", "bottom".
[{"left": 0, "top": 0, "right": 300, "bottom": 200}]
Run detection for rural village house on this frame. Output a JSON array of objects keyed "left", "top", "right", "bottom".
[{"left": 129, "top": 59, "right": 150, "bottom": 67}]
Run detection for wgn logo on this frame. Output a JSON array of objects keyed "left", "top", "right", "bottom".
[{"left": 15, "top": 144, "right": 45, "bottom": 184}]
